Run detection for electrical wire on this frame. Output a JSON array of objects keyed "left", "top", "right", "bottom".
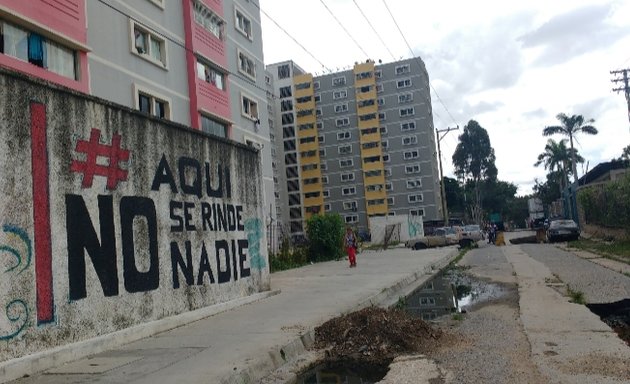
[
  {"left": 352, "top": 0, "right": 396, "bottom": 62},
  {"left": 381, "top": 0, "right": 459, "bottom": 127},
  {"left": 318, "top": 0, "right": 370, "bottom": 59}
]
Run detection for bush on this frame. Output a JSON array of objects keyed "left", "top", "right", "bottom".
[
  {"left": 269, "top": 237, "right": 307, "bottom": 272},
  {"left": 306, "top": 213, "right": 345, "bottom": 262},
  {"left": 578, "top": 173, "right": 630, "bottom": 230}
]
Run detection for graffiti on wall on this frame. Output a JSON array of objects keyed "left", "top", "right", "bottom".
[
  {"left": 0, "top": 224, "right": 32, "bottom": 340},
  {"left": 407, "top": 215, "right": 423, "bottom": 238},
  {"left": 244, "top": 218, "right": 265, "bottom": 270}
]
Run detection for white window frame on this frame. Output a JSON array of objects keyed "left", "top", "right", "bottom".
[
  {"left": 193, "top": 1, "right": 225, "bottom": 40},
  {"left": 380, "top": 126, "right": 388, "bottom": 135},
  {"left": 407, "top": 194, "right": 424, "bottom": 203},
  {"left": 337, "top": 131, "right": 351, "bottom": 141},
  {"left": 338, "top": 144, "right": 352, "bottom": 155},
  {"left": 398, "top": 92, "right": 413, "bottom": 103},
  {"left": 234, "top": 6, "right": 253, "bottom": 40},
  {"left": 376, "top": 83, "right": 384, "bottom": 93},
  {"left": 404, "top": 150, "right": 420, "bottom": 160},
  {"left": 197, "top": 59, "right": 226, "bottom": 90},
  {"left": 241, "top": 92, "right": 259, "bottom": 120},
  {"left": 406, "top": 178, "right": 422, "bottom": 189},
  {"left": 402, "top": 135, "right": 418, "bottom": 146},
  {"left": 314, "top": 94, "right": 321, "bottom": 103},
  {"left": 399, "top": 107, "right": 415, "bottom": 117},
  {"left": 397, "top": 78, "right": 412, "bottom": 88},
  {"left": 237, "top": 49, "right": 256, "bottom": 80},
  {"left": 323, "top": 190, "right": 330, "bottom": 198},
  {"left": 344, "top": 215, "right": 359, "bottom": 224},
  {"left": 320, "top": 162, "right": 328, "bottom": 171},
  {"left": 374, "top": 69, "right": 382, "bottom": 78},
  {"left": 405, "top": 163, "right": 421, "bottom": 174},
  {"left": 336, "top": 117, "right": 350, "bottom": 127},
  {"left": 401, "top": 121, "right": 417, "bottom": 131},
  {"left": 130, "top": 20, "right": 168, "bottom": 68},
  {"left": 385, "top": 183, "right": 393, "bottom": 192},
  {"left": 313, "top": 80, "right": 320, "bottom": 90},
  {"left": 339, "top": 158, "right": 354, "bottom": 168},
  {"left": 322, "top": 175, "right": 329, "bottom": 184},
  {"left": 343, "top": 201, "right": 358, "bottom": 211},
  {"left": 377, "top": 97, "right": 385, "bottom": 106},
  {"left": 395, "top": 63, "right": 411, "bottom": 75},
  {"left": 381, "top": 140, "right": 389, "bottom": 149},
  {"left": 385, "top": 168, "right": 392, "bottom": 177},
  {"left": 379, "top": 112, "right": 386, "bottom": 120},
  {"left": 324, "top": 203, "right": 332, "bottom": 212},
  {"left": 410, "top": 208, "right": 425, "bottom": 217},
  {"left": 333, "top": 89, "right": 348, "bottom": 99},
  {"left": 334, "top": 103, "right": 349, "bottom": 113},
  {"left": 383, "top": 154, "right": 390, "bottom": 162},
  {"left": 133, "top": 83, "right": 172, "bottom": 119},
  {"left": 318, "top": 135, "right": 325, "bottom": 143},
  {"left": 341, "top": 172, "right": 355, "bottom": 182},
  {"left": 332, "top": 76, "right": 346, "bottom": 86},
  {"left": 342, "top": 187, "right": 357, "bottom": 196}
]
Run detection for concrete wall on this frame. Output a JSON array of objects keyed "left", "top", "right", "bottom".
[
  {"left": 0, "top": 68, "right": 269, "bottom": 362},
  {"left": 369, "top": 215, "right": 424, "bottom": 244}
]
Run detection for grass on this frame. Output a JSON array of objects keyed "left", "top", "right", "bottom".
[
  {"left": 567, "top": 238, "right": 630, "bottom": 265},
  {"left": 451, "top": 313, "right": 464, "bottom": 321},
  {"left": 566, "top": 286, "right": 587, "bottom": 305}
]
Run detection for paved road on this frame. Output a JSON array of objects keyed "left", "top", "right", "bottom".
[{"left": 6, "top": 246, "right": 457, "bottom": 384}]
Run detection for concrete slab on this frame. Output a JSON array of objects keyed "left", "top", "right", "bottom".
[{"left": 46, "top": 357, "right": 143, "bottom": 374}]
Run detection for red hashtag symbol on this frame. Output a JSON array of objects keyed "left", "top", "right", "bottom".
[{"left": 70, "top": 128, "right": 130, "bottom": 190}]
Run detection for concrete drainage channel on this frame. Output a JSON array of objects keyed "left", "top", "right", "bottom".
[{"left": 249, "top": 249, "right": 460, "bottom": 384}]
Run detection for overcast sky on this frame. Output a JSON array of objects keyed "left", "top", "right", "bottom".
[{"left": 259, "top": 0, "right": 630, "bottom": 195}]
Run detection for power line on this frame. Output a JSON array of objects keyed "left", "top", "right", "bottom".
[
  {"left": 251, "top": 1, "right": 332, "bottom": 73},
  {"left": 351, "top": 0, "right": 396, "bottom": 62},
  {"left": 318, "top": 0, "right": 370, "bottom": 59},
  {"left": 380, "top": 0, "right": 459, "bottom": 127}
]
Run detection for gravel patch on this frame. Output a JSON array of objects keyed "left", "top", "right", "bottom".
[{"left": 520, "top": 244, "right": 630, "bottom": 303}]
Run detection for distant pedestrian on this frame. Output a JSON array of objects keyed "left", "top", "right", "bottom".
[{"left": 344, "top": 227, "right": 357, "bottom": 268}]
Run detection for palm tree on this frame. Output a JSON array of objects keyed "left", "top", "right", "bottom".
[
  {"left": 534, "top": 139, "right": 584, "bottom": 194},
  {"left": 543, "top": 113, "right": 598, "bottom": 184}
]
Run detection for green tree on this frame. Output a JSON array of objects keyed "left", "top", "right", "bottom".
[
  {"left": 534, "top": 139, "right": 584, "bottom": 193},
  {"left": 305, "top": 213, "right": 344, "bottom": 262},
  {"left": 533, "top": 171, "right": 563, "bottom": 206},
  {"left": 543, "top": 113, "right": 597, "bottom": 184},
  {"left": 452, "top": 120, "right": 497, "bottom": 223},
  {"left": 444, "top": 176, "right": 466, "bottom": 219}
]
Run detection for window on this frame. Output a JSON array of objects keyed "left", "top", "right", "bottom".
[
  {"left": 374, "top": 70, "right": 382, "bottom": 78},
  {"left": 295, "top": 96, "right": 311, "bottom": 103},
  {"left": 384, "top": 168, "right": 392, "bottom": 177},
  {"left": 358, "top": 99, "right": 375, "bottom": 108},
  {"left": 342, "top": 187, "right": 357, "bottom": 196},
  {"left": 299, "top": 136, "right": 316, "bottom": 144},
  {"left": 402, "top": 135, "right": 418, "bottom": 145},
  {"left": 382, "top": 154, "right": 390, "bottom": 162},
  {"left": 359, "top": 113, "right": 376, "bottom": 122},
  {"left": 332, "top": 76, "right": 346, "bottom": 86},
  {"left": 238, "top": 50, "right": 256, "bottom": 79},
  {"left": 335, "top": 103, "right": 349, "bottom": 113},
  {"left": 197, "top": 60, "right": 226, "bottom": 90},
  {"left": 193, "top": 1, "right": 225, "bottom": 40},
  {"left": 361, "top": 127, "right": 378, "bottom": 135},
  {"left": 376, "top": 83, "right": 384, "bottom": 93},
  {"left": 135, "top": 85, "right": 171, "bottom": 119},
  {"left": 324, "top": 203, "right": 332, "bottom": 212},
  {"left": 241, "top": 94, "right": 258, "bottom": 119},
  {"left": 319, "top": 148, "right": 326, "bottom": 157},
  {"left": 301, "top": 150, "right": 317, "bottom": 158},
  {"left": 333, "top": 89, "right": 348, "bottom": 99},
  {"left": 385, "top": 183, "right": 393, "bottom": 192},
  {"left": 381, "top": 140, "right": 388, "bottom": 149},
  {"left": 366, "top": 184, "right": 383, "bottom": 192},
  {"left": 379, "top": 112, "right": 386, "bottom": 121},
  {"left": 295, "top": 82, "right": 311, "bottom": 90},
  {"left": 408, "top": 194, "right": 423, "bottom": 203},
  {"left": 298, "top": 123, "right": 314, "bottom": 131},
  {"left": 337, "top": 131, "right": 351, "bottom": 140},
  {"left": 303, "top": 178, "right": 319, "bottom": 185},
  {"left": 201, "top": 114, "right": 228, "bottom": 138},
  {"left": 235, "top": 7, "right": 252, "bottom": 39},
  {"left": 399, "top": 107, "right": 415, "bottom": 117},
  {"left": 322, "top": 175, "right": 329, "bottom": 184},
  {"left": 336, "top": 117, "right": 350, "bottom": 127},
  {"left": 363, "top": 156, "right": 380, "bottom": 163},
  {"left": 316, "top": 122, "right": 324, "bottom": 130},
  {"left": 344, "top": 215, "right": 358, "bottom": 224},
  {"left": 377, "top": 98, "right": 385, "bottom": 106},
  {"left": 357, "top": 85, "right": 373, "bottom": 93},
  {"left": 338, "top": 145, "right": 352, "bottom": 155},
  {"left": 323, "top": 190, "right": 330, "bottom": 198},
  {"left": 362, "top": 141, "right": 379, "bottom": 150},
  {"left": 0, "top": 21, "right": 79, "bottom": 80},
  {"left": 395, "top": 64, "right": 411, "bottom": 75},
  {"left": 320, "top": 162, "right": 328, "bottom": 171},
  {"left": 343, "top": 201, "right": 358, "bottom": 210},
  {"left": 410, "top": 208, "right": 425, "bottom": 217},
  {"left": 280, "top": 100, "right": 293, "bottom": 111},
  {"left": 406, "top": 179, "right": 422, "bottom": 189},
  {"left": 277, "top": 64, "right": 291, "bottom": 79},
  {"left": 380, "top": 126, "right": 388, "bottom": 135},
  {"left": 405, "top": 164, "right": 421, "bottom": 174},
  {"left": 339, "top": 158, "right": 354, "bottom": 167},
  {"left": 368, "top": 199, "right": 385, "bottom": 206},
  {"left": 314, "top": 94, "right": 321, "bottom": 103},
  {"left": 401, "top": 121, "right": 417, "bottom": 131},
  {"left": 398, "top": 93, "right": 413, "bottom": 103},
  {"left": 397, "top": 78, "right": 412, "bottom": 88},
  {"left": 365, "top": 170, "right": 382, "bottom": 178},
  {"left": 318, "top": 135, "right": 324, "bottom": 143},
  {"left": 279, "top": 86, "right": 292, "bottom": 98},
  {"left": 341, "top": 172, "right": 355, "bottom": 182},
  {"left": 297, "top": 109, "right": 313, "bottom": 117},
  {"left": 419, "top": 297, "right": 435, "bottom": 306},
  {"left": 302, "top": 163, "right": 318, "bottom": 172},
  {"left": 404, "top": 150, "right": 419, "bottom": 160},
  {"left": 282, "top": 113, "right": 294, "bottom": 125},
  {"left": 313, "top": 81, "right": 320, "bottom": 90},
  {"left": 356, "top": 71, "right": 372, "bottom": 80},
  {"left": 133, "top": 23, "right": 166, "bottom": 66}
]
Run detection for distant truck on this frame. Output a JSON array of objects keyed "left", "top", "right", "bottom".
[{"left": 528, "top": 198, "right": 545, "bottom": 222}]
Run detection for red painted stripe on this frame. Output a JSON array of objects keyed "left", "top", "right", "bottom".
[{"left": 31, "top": 102, "right": 54, "bottom": 324}]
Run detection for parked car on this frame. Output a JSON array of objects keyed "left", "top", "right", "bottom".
[
  {"left": 546, "top": 219, "right": 580, "bottom": 242},
  {"left": 459, "top": 224, "right": 484, "bottom": 248},
  {"left": 406, "top": 227, "right": 456, "bottom": 250}
]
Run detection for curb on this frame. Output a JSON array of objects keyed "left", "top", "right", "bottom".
[
  {"left": 246, "top": 248, "right": 461, "bottom": 384},
  {"left": 0, "top": 290, "right": 280, "bottom": 384}
]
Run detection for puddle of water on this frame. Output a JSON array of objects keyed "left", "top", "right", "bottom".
[
  {"left": 403, "top": 271, "right": 507, "bottom": 320},
  {"left": 296, "top": 361, "right": 388, "bottom": 383},
  {"left": 587, "top": 299, "right": 630, "bottom": 345}
]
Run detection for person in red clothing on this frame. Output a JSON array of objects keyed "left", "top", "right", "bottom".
[{"left": 344, "top": 226, "right": 357, "bottom": 267}]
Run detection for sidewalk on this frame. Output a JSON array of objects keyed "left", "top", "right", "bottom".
[
  {"left": 556, "top": 243, "right": 630, "bottom": 276},
  {"left": 8, "top": 246, "right": 457, "bottom": 384}
]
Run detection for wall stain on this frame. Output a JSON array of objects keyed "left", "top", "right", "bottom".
[{"left": 244, "top": 218, "right": 266, "bottom": 270}]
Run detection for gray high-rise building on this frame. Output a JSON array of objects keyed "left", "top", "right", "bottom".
[{"left": 267, "top": 58, "right": 442, "bottom": 240}]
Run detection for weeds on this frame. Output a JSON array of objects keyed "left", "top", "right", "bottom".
[
  {"left": 567, "top": 286, "right": 586, "bottom": 304},
  {"left": 567, "top": 238, "right": 630, "bottom": 265},
  {"left": 451, "top": 313, "right": 464, "bottom": 321},
  {"left": 394, "top": 296, "right": 407, "bottom": 310}
]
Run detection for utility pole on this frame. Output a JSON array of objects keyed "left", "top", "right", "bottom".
[
  {"left": 436, "top": 126, "right": 459, "bottom": 227},
  {"left": 611, "top": 69, "right": 630, "bottom": 130}
]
